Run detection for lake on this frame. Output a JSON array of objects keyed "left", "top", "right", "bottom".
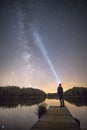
[{"left": 0, "top": 98, "right": 87, "bottom": 130}]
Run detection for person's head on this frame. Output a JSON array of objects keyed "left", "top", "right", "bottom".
[{"left": 59, "top": 83, "right": 62, "bottom": 87}]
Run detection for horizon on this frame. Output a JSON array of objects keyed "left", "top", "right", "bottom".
[{"left": 0, "top": 84, "right": 87, "bottom": 93}]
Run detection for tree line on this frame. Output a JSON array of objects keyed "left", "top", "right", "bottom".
[
  {"left": 0, "top": 86, "right": 47, "bottom": 108},
  {"left": 0, "top": 86, "right": 87, "bottom": 98},
  {"left": 64, "top": 87, "right": 87, "bottom": 97},
  {"left": 47, "top": 87, "right": 87, "bottom": 98},
  {"left": 0, "top": 86, "right": 46, "bottom": 98}
]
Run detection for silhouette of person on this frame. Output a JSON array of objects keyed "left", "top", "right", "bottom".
[{"left": 57, "top": 83, "right": 65, "bottom": 107}]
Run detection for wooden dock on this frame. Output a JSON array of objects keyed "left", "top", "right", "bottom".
[{"left": 31, "top": 106, "right": 80, "bottom": 130}]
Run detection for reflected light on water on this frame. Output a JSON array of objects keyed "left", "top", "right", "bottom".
[
  {"left": 0, "top": 105, "right": 38, "bottom": 130},
  {"left": 0, "top": 99, "right": 87, "bottom": 130}
]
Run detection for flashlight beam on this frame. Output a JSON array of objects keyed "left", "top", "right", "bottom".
[{"left": 33, "top": 31, "right": 61, "bottom": 83}]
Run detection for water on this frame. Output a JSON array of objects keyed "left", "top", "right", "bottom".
[{"left": 0, "top": 99, "right": 87, "bottom": 130}]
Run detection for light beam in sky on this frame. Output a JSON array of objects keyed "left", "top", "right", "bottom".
[{"left": 33, "top": 31, "right": 61, "bottom": 84}]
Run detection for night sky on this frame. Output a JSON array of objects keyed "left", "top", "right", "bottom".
[{"left": 0, "top": 0, "right": 87, "bottom": 92}]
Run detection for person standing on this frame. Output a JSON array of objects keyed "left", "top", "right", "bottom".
[{"left": 57, "top": 83, "right": 65, "bottom": 107}]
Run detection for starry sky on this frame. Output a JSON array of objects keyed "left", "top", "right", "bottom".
[{"left": 0, "top": 0, "right": 87, "bottom": 93}]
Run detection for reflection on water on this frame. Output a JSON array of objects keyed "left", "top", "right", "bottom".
[
  {"left": 0, "top": 96, "right": 46, "bottom": 108},
  {"left": 65, "top": 97, "right": 87, "bottom": 106},
  {"left": 0, "top": 98, "right": 87, "bottom": 130},
  {"left": 65, "top": 101, "right": 87, "bottom": 130},
  {"left": 0, "top": 105, "right": 38, "bottom": 130}
]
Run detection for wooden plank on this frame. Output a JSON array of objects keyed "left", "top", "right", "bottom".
[{"left": 31, "top": 106, "right": 81, "bottom": 130}]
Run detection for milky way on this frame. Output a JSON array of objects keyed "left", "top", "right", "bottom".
[{"left": 0, "top": 0, "right": 87, "bottom": 92}]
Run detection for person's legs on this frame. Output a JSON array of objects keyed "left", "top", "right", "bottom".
[
  {"left": 62, "top": 99, "right": 65, "bottom": 106},
  {"left": 60, "top": 95, "right": 65, "bottom": 107},
  {"left": 59, "top": 95, "right": 65, "bottom": 107},
  {"left": 60, "top": 98, "right": 62, "bottom": 107},
  {"left": 61, "top": 97, "right": 65, "bottom": 107},
  {"left": 59, "top": 95, "right": 62, "bottom": 107}
]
